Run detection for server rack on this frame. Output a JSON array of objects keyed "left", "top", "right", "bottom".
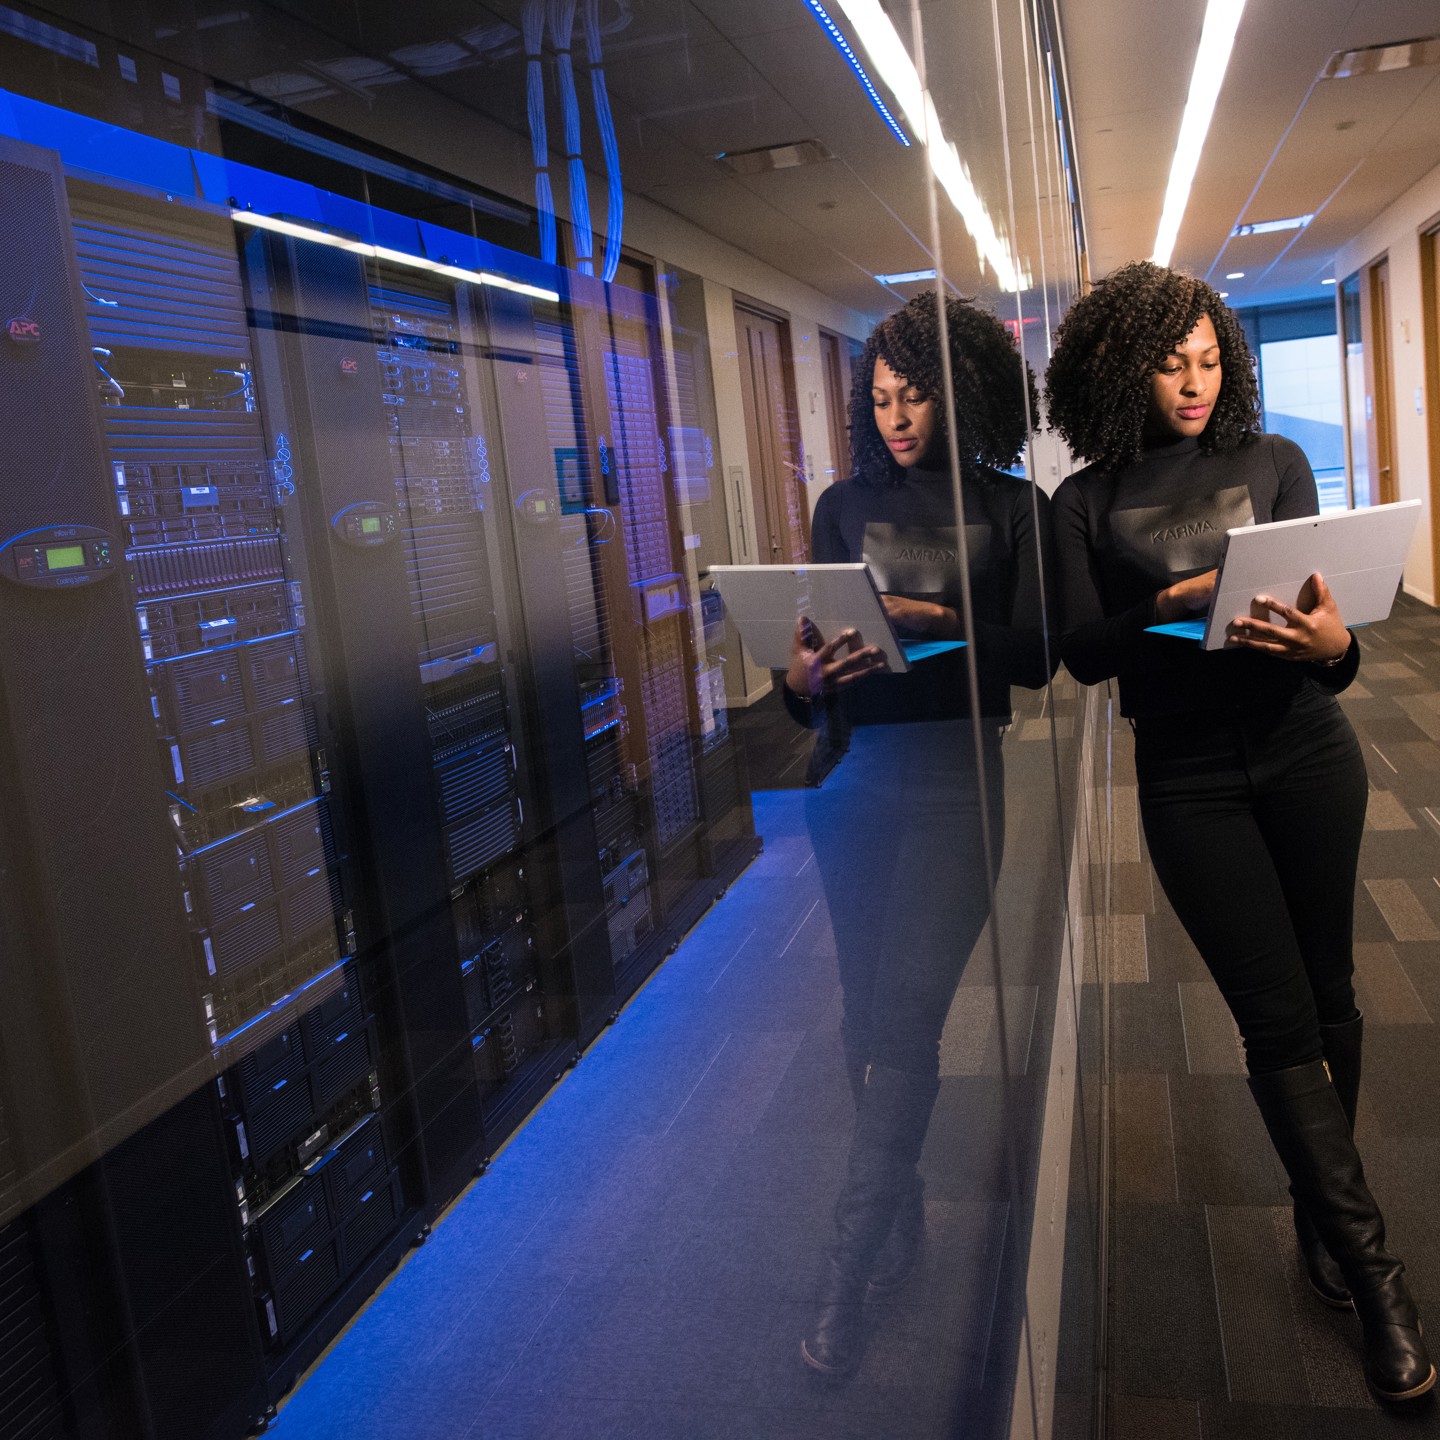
[
  {"left": 66, "top": 184, "right": 414, "bottom": 1406},
  {"left": 0, "top": 138, "right": 268, "bottom": 1440}
]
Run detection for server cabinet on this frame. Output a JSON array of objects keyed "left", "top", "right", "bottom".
[
  {"left": 245, "top": 228, "right": 593, "bottom": 1180},
  {"left": 0, "top": 137, "right": 267, "bottom": 1440},
  {"left": 65, "top": 181, "right": 427, "bottom": 1406},
  {"left": 512, "top": 264, "right": 757, "bottom": 1002}
]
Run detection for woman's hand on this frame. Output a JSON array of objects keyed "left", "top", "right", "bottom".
[
  {"left": 784, "top": 616, "right": 888, "bottom": 699},
  {"left": 1223, "top": 572, "right": 1351, "bottom": 663},
  {"left": 1154, "top": 569, "right": 1218, "bottom": 624},
  {"left": 880, "top": 595, "right": 960, "bottom": 639}
]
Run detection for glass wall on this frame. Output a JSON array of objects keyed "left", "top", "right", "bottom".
[{"left": 0, "top": 4, "right": 1097, "bottom": 1439}]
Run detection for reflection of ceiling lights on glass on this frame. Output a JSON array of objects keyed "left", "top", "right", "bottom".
[
  {"left": 1230, "top": 214, "right": 1313, "bottom": 237},
  {"left": 1152, "top": 0, "right": 1247, "bottom": 267},
  {"left": 230, "top": 211, "right": 560, "bottom": 302},
  {"left": 874, "top": 269, "right": 938, "bottom": 285},
  {"left": 819, "top": 0, "right": 1024, "bottom": 291},
  {"left": 713, "top": 140, "right": 836, "bottom": 174},
  {"left": 1320, "top": 34, "right": 1440, "bottom": 80},
  {"left": 804, "top": 0, "right": 910, "bottom": 147}
]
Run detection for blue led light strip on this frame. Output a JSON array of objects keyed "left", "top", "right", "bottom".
[{"left": 803, "top": 0, "right": 910, "bottom": 147}]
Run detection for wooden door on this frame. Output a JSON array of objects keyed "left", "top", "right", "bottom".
[
  {"left": 734, "top": 304, "right": 808, "bottom": 563},
  {"left": 1363, "top": 258, "right": 1398, "bottom": 505},
  {"left": 820, "top": 329, "right": 852, "bottom": 485}
]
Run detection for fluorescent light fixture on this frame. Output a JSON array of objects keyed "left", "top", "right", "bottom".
[
  {"left": 827, "top": 0, "right": 1024, "bottom": 292},
  {"left": 1152, "top": 0, "right": 1247, "bottom": 267},
  {"left": 803, "top": 1, "right": 909, "bottom": 146},
  {"left": 231, "top": 210, "right": 372, "bottom": 255},
  {"left": 875, "top": 268, "right": 938, "bottom": 285},
  {"left": 1322, "top": 277, "right": 1337, "bottom": 285},
  {"left": 1225, "top": 270, "right": 1245, "bottom": 279},
  {"left": 231, "top": 209, "right": 560, "bottom": 303},
  {"left": 1219, "top": 291, "right": 1229, "bottom": 298},
  {"left": 1230, "top": 214, "right": 1313, "bottom": 237}
]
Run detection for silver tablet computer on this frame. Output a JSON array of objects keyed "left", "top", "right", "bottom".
[
  {"left": 707, "top": 563, "right": 965, "bottom": 673},
  {"left": 1148, "top": 499, "right": 1421, "bottom": 650}
]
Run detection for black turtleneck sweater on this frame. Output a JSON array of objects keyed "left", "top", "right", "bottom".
[
  {"left": 1051, "top": 432, "right": 1360, "bottom": 719},
  {"left": 784, "top": 464, "right": 1054, "bottom": 725}
]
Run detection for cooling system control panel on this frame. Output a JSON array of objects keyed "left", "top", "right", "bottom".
[
  {"left": 1, "top": 524, "right": 118, "bottom": 588},
  {"left": 331, "top": 500, "right": 398, "bottom": 547}
]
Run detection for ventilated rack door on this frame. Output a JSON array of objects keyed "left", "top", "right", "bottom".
[{"left": 69, "top": 188, "right": 403, "bottom": 1364}]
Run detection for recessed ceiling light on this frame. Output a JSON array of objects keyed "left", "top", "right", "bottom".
[
  {"left": 1219, "top": 291, "right": 1230, "bottom": 298},
  {"left": 1226, "top": 271, "right": 1245, "bottom": 279},
  {"left": 1152, "top": 0, "right": 1247, "bottom": 267},
  {"left": 1231, "top": 214, "right": 1313, "bottom": 237},
  {"left": 1322, "top": 277, "right": 1337, "bottom": 285}
]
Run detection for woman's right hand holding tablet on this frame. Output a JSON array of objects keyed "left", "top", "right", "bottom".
[{"left": 785, "top": 616, "right": 888, "bottom": 699}]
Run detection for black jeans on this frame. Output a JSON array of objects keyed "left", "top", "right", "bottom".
[
  {"left": 1135, "top": 682, "right": 1368, "bottom": 1075},
  {"left": 806, "top": 719, "right": 1006, "bottom": 1078}
]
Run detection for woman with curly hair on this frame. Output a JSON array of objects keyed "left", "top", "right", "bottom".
[
  {"left": 782, "top": 291, "right": 1054, "bottom": 1376},
  {"left": 1047, "top": 260, "right": 1433, "bottom": 1403}
]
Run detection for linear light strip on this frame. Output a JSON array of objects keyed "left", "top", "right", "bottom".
[
  {"left": 826, "top": 0, "right": 1023, "bottom": 292},
  {"left": 231, "top": 210, "right": 561, "bottom": 303},
  {"left": 804, "top": 0, "right": 910, "bottom": 146},
  {"left": 1152, "top": 0, "right": 1247, "bottom": 267},
  {"left": 1231, "top": 213, "right": 1312, "bottom": 237}
]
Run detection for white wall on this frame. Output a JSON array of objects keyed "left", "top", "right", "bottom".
[{"left": 1333, "top": 159, "right": 1440, "bottom": 606}]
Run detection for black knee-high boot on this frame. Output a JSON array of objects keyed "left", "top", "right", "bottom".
[
  {"left": 1249, "top": 1061, "right": 1435, "bottom": 1402},
  {"left": 1293, "top": 1014, "right": 1363, "bottom": 1307},
  {"left": 838, "top": 1032, "right": 926, "bottom": 1294},
  {"left": 802, "top": 1064, "right": 939, "bottom": 1375}
]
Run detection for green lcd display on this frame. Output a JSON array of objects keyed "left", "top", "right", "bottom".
[
  {"left": 45, "top": 545, "right": 86, "bottom": 571},
  {"left": 360, "top": 516, "right": 382, "bottom": 535}
]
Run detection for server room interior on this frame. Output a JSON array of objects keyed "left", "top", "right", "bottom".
[{"left": 0, "top": 3, "right": 1429, "bottom": 1440}]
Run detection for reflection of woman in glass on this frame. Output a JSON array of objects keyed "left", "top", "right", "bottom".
[
  {"left": 784, "top": 293, "right": 1053, "bottom": 1376},
  {"left": 1047, "top": 262, "right": 1433, "bottom": 1403}
]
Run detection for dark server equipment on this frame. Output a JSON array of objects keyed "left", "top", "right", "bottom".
[
  {"left": 366, "top": 267, "right": 586, "bottom": 1128},
  {"left": 0, "top": 1215, "right": 68, "bottom": 1440},
  {"left": 0, "top": 137, "right": 269, "bottom": 1440},
  {"left": 65, "top": 185, "right": 412, "bottom": 1407}
]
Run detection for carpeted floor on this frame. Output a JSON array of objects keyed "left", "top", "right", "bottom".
[{"left": 1086, "top": 591, "right": 1440, "bottom": 1439}]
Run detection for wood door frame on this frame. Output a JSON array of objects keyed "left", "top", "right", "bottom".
[
  {"left": 1362, "top": 257, "right": 1398, "bottom": 506},
  {"left": 733, "top": 299, "right": 809, "bottom": 563},
  {"left": 819, "top": 327, "right": 853, "bottom": 486},
  {"left": 1421, "top": 224, "right": 1440, "bottom": 604}
]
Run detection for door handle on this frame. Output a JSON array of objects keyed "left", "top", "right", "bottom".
[{"left": 731, "top": 471, "right": 749, "bottom": 559}]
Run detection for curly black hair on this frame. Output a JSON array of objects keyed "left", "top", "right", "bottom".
[
  {"left": 1043, "top": 261, "right": 1262, "bottom": 471},
  {"left": 848, "top": 291, "right": 1037, "bottom": 484}
]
